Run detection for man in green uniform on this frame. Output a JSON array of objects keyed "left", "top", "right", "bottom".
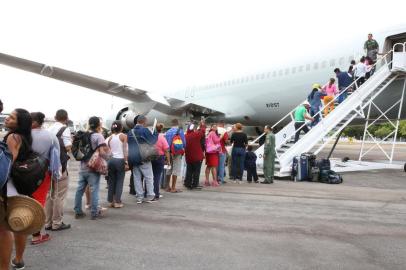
[
  {"left": 261, "top": 125, "right": 275, "bottom": 184},
  {"left": 364, "top": 33, "right": 379, "bottom": 61}
]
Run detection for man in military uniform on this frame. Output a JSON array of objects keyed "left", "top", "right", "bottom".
[
  {"left": 261, "top": 125, "right": 275, "bottom": 184},
  {"left": 364, "top": 33, "right": 379, "bottom": 61}
]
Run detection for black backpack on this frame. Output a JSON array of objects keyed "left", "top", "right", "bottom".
[
  {"left": 56, "top": 127, "right": 70, "bottom": 173},
  {"left": 11, "top": 151, "right": 48, "bottom": 196},
  {"left": 319, "top": 169, "right": 343, "bottom": 184},
  {"left": 72, "top": 131, "right": 95, "bottom": 161}
]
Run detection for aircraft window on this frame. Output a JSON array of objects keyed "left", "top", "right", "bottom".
[
  {"left": 292, "top": 67, "right": 296, "bottom": 74},
  {"left": 285, "top": 68, "right": 289, "bottom": 75},
  {"left": 313, "top": 62, "right": 319, "bottom": 70},
  {"left": 255, "top": 74, "right": 260, "bottom": 80},
  {"left": 298, "top": 66, "right": 304, "bottom": 72},
  {"left": 267, "top": 72, "right": 271, "bottom": 78},
  {"left": 236, "top": 79, "right": 240, "bottom": 84},
  {"left": 321, "top": 61, "right": 327, "bottom": 69},
  {"left": 279, "top": 70, "right": 283, "bottom": 76},
  {"left": 329, "top": 59, "right": 336, "bottom": 67},
  {"left": 339, "top": 57, "right": 345, "bottom": 65},
  {"left": 306, "top": 64, "right": 311, "bottom": 71},
  {"left": 273, "top": 71, "right": 277, "bottom": 77},
  {"left": 250, "top": 75, "right": 255, "bottom": 81},
  {"left": 246, "top": 76, "right": 249, "bottom": 82},
  {"left": 261, "top": 73, "right": 265, "bottom": 80}
]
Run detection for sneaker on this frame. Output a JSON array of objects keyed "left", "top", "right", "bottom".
[
  {"left": 136, "top": 199, "right": 143, "bottom": 204},
  {"left": 145, "top": 198, "right": 158, "bottom": 203},
  {"left": 51, "top": 223, "right": 71, "bottom": 231},
  {"left": 44, "top": 225, "right": 52, "bottom": 231},
  {"left": 159, "top": 194, "right": 163, "bottom": 198},
  {"left": 11, "top": 259, "right": 25, "bottom": 269},
  {"left": 113, "top": 203, "right": 124, "bottom": 208},
  {"left": 75, "top": 212, "right": 86, "bottom": 219},
  {"left": 233, "top": 180, "right": 237, "bottom": 184}
]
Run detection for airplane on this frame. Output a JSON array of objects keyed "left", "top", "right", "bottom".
[{"left": 0, "top": 25, "right": 406, "bottom": 133}]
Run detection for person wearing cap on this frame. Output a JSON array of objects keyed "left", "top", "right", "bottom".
[
  {"left": 294, "top": 101, "right": 314, "bottom": 143},
  {"left": 261, "top": 125, "right": 275, "bottom": 184},
  {"left": 364, "top": 33, "right": 379, "bottom": 61},
  {"left": 307, "top": 84, "right": 327, "bottom": 127},
  {"left": 127, "top": 115, "right": 158, "bottom": 203}
]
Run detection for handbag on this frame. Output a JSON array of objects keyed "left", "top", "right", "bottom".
[
  {"left": 88, "top": 149, "right": 108, "bottom": 175},
  {"left": 131, "top": 130, "right": 159, "bottom": 162},
  {"left": 205, "top": 136, "right": 221, "bottom": 154}
]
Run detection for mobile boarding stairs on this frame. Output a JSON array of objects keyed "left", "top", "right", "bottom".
[{"left": 254, "top": 42, "right": 406, "bottom": 177}]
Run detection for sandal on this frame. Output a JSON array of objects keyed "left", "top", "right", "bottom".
[
  {"left": 31, "top": 234, "right": 51, "bottom": 245},
  {"left": 170, "top": 189, "right": 183, "bottom": 193}
]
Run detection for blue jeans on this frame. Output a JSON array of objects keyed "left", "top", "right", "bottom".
[
  {"left": 74, "top": 170, "right": 101, "bottom": 217},
  {"left": 151, "top": 156, "right": 165, "bottom": 198},
  {"left": 338, "top": 88, "right": 348, "bottom": 103},
  {"left": 133, "top": 162, "right": 155, "bottom": 200},
  {"left": 231, "top": 147, "right": 246, "bottom": 181},
  {"left": 107, "top": 158, "right": 125, "bottom": 203},
  {"left": 217, "top": 152, "right": 226, "bottom": 184}
]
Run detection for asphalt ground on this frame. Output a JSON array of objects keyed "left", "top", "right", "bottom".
[{"left": 18, "top": 152, "right": 406, "bottom": 270}]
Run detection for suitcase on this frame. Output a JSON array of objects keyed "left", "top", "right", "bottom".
[
  {"left": 297, "top": 155, "right": 309, "bottom": 181},
  {"left": 317, "top": 158, "right": 331, "bottom": 171},
  {"left": 302, "top": 152, "right": 316, "bottom": 179},
  {"left": 291, "top": 156, "right": 299, "bottom": 180},
  {"left": 310, "top": 167, "right": 320, "bottom": 182}
]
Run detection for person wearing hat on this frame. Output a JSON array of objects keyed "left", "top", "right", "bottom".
[
  {"left": 307, "top": 84, "right": 326, "bottom": 127},
  {"left": 261, "top": 125, "right": 276, "bottom": 184},
  {"left": 294, "top": 101, "right": 314, "bottom": 143}
]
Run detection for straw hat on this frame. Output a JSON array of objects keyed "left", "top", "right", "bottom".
[{"left": 5, "top": 196, "right": 45, "bottom": 235}]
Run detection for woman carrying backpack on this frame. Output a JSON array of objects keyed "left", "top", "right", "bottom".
[
  {"left": 2, "top": 109, "right": 38, "bottom": 269},
  {"left": 74, "top": 117, "right": 110, "bottom": 220},
  {"left": 205, "top": 124, "right": 221, "bottom": 187},
  {"left": 106, "top": 121, "right": 128, "bottom": 208}
]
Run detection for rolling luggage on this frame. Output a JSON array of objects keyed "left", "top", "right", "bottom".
[
  {"left": 317, "top": 158, "right": 331, "bottom": 171},
  {"left": 296, "top": 155, "right": 309, "bottom": 181}
]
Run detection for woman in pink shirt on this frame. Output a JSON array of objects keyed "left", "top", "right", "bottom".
[
  {"left": 322, "top": 78, "right": 338, "bottom": 116},
  {"left": 152, "top": 123, "right": 170, "bottom": 199}
]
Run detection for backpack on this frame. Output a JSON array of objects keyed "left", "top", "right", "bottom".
[
  {"left": 170, "top": 129, "right": 185, "bottom": 155},
  {"left": 11, "top": 151, "right": 48, "bottom": 196},
  {"left": 0, "top": 141, "right": 12, "bottom": 190},
  {"left": 56, "top": 127, "right": 70, "bottom": 172},
  {"left": 319, "top": 169, "right": 343, "bottom": 184},
  {"left": 72, "top": 131, "right": 95, "bottom": 161}
]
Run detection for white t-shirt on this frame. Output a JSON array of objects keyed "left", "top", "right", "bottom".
[
  {"left": 48, "top": 122, "right": 72, "bottom": 148},
  {"left": 354, "top": 62, "right": 367, "bottom": 78}
]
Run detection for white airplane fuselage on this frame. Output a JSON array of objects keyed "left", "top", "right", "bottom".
[{"left": 155, "top": 25, "right": 406, "bottom": 127}]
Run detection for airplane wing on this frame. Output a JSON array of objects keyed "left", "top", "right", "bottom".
[
  {"left": 0, "top": 52, "right": 167, "bottom": 104},
  {"left": 0, "top": 52, "right": 225, "bottom": 117}
]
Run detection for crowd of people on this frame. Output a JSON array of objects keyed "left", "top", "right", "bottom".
[
  {"left": 293, "top": 33, "right": 380, "bottom": 141},
  {"left": 0, "top": 99, "right": 278, "bottom": 269}
]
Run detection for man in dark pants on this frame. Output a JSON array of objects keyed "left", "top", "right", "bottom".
[
  {"left": 244, "top": 145, "right": 258, "bottom": 183},
  {"left": 184, "top": 120, "right": 206, "bottom": 189},
  {"left": 294, "top": 101, "right": 314, "bottom": 143}
]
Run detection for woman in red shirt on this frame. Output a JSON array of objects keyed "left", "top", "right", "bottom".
[{"left": 205, "top": 124, "right": 221, "bottom": 187}]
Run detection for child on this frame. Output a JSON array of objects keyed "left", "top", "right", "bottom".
[{"left": 244, "top": 145, "right": 258, "bottom": 183}]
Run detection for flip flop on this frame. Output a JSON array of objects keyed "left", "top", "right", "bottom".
[
  {"left": 31, "top": 234, "right": 51, "bottom": 245},
  {"left": 170, "top": 189, "right": 183, "bottom": 193}
]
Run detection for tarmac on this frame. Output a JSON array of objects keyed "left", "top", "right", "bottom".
[{"left": 20, "top": 158, "right": 406, "bottom": 270}]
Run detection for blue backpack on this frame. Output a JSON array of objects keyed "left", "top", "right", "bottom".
[{"left": 0, "top": 141, "right": 12, "bottom": 190}]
